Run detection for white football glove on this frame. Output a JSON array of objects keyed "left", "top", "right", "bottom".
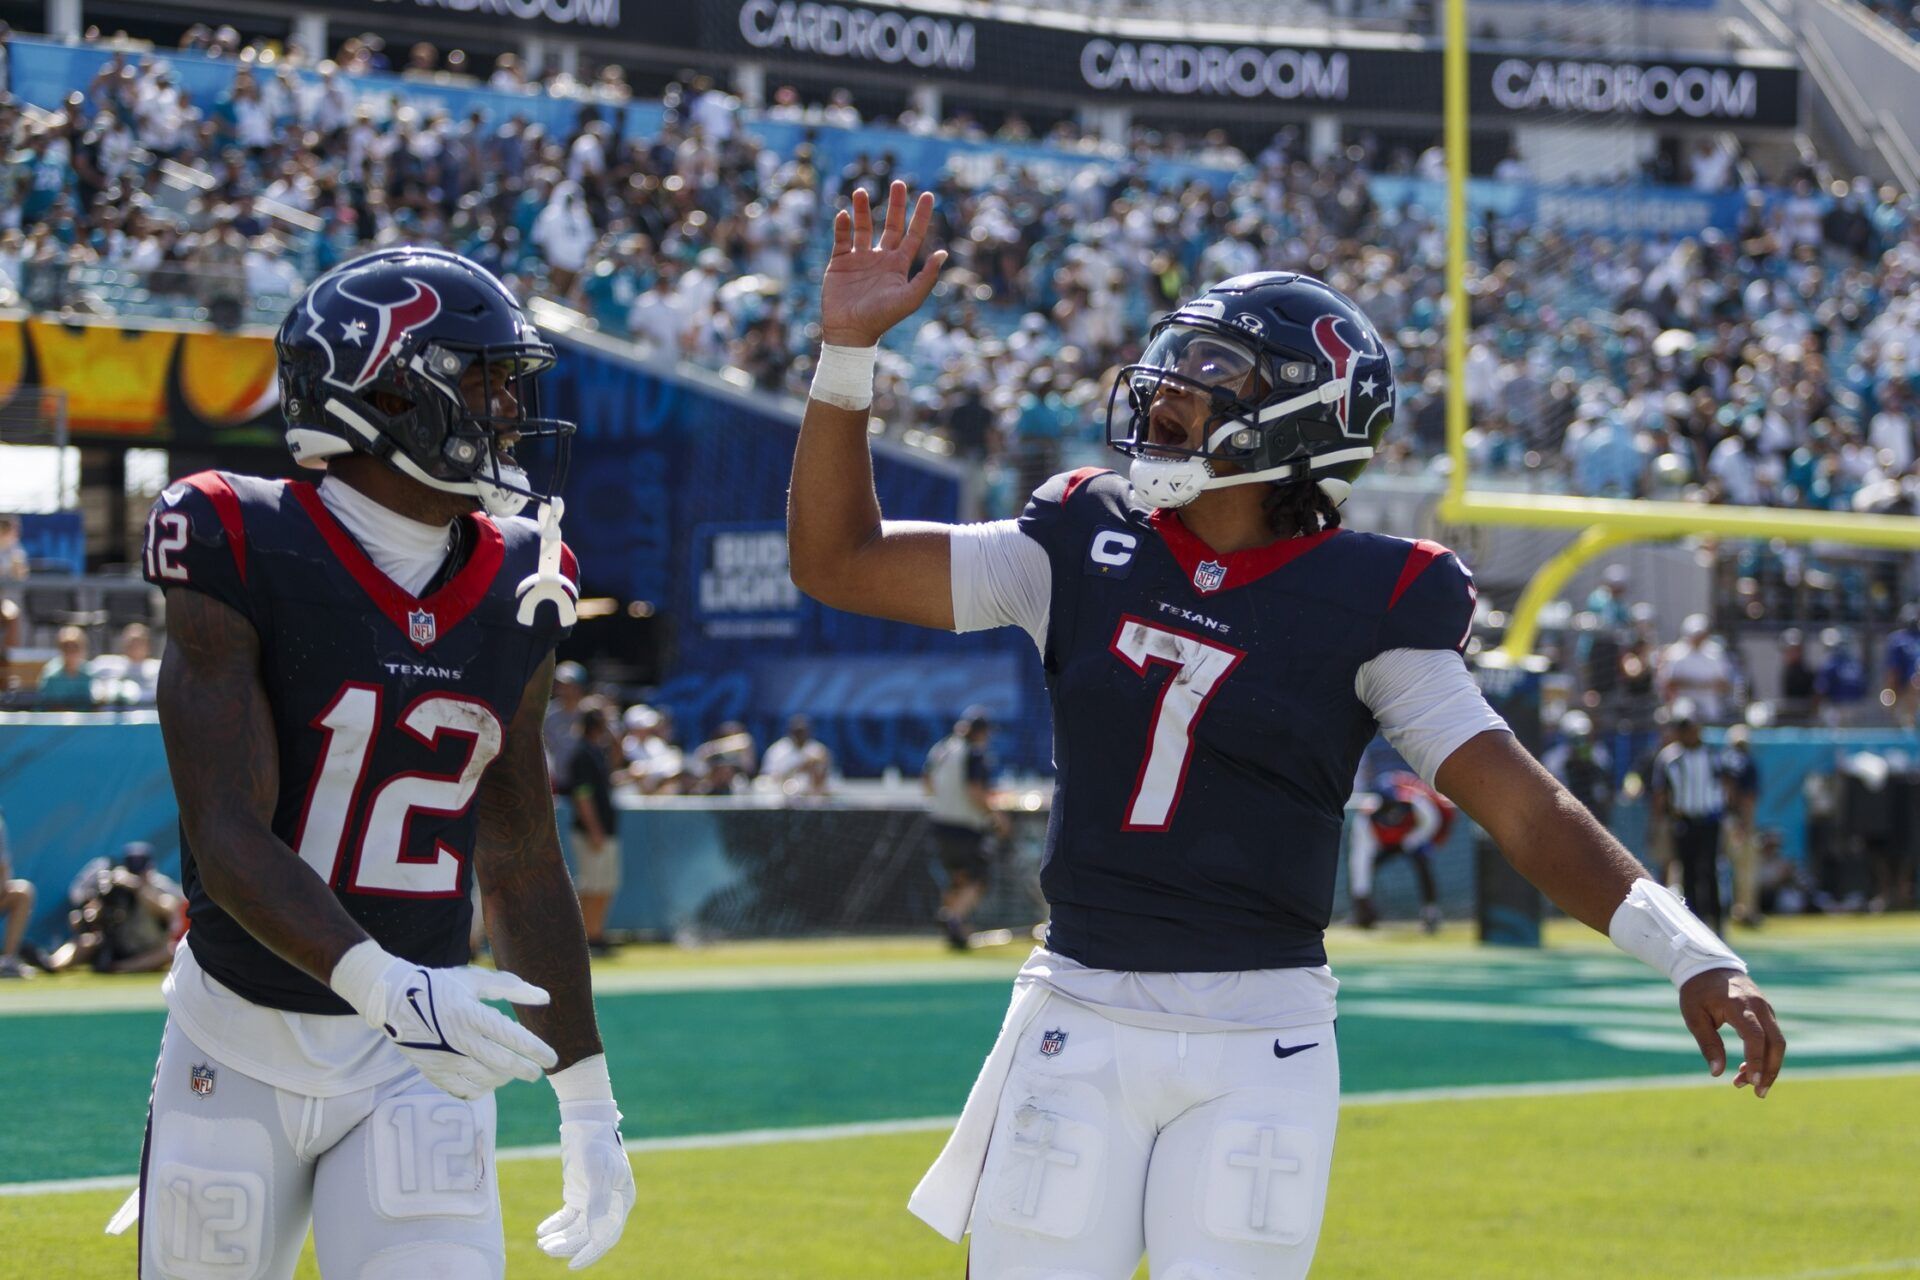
[
  {"left": 330, "top": 940, "right": 557, "bottom": 1100},
  {"left": 539, "top": 1055, "right": 636, "bottom": 1270}
]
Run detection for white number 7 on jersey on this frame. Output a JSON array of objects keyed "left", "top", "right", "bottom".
[{"left": 1109, "top": 616, "right": 1244, "bottom": 831}]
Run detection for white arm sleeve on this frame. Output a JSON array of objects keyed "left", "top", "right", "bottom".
[
  {"left": 1356, "top": 648, "right": 1511, "bottom": 784},
  {"left": 948, "top": 521, "right": 1052, "bottom": 653}
]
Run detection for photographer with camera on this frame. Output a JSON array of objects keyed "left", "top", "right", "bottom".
[{"left": 46, "top": 841, "right": 183, "bottom": 974}]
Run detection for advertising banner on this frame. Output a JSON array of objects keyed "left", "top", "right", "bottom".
[
  {"left": 0, "top": 317, "right": 281, "bottom": 445},
  {"left": 545, "top": 339, "right": 1045, "bottom": 777},
  {"left": 704, "top": 0, "right": 1800, "bottom": 126},
  {"left": 744, "top": 119, "right": 1241, "bottom": 194},
  {"left": 1368, "top": 175, "right": 1756, "bottom": 236},
  {"left": 691, "top": 521, "right": 804, "bottom": 640},
  {"left": 14, "top": 15, "right": 1799, "bottom": 129},
  {"left": 17, "top": 0, "right": 696, "bottom": 52}
]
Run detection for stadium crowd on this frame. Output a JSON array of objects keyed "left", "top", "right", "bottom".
[
  {"left": 0, "top": 25, "right": 1917, "bottom": 523},
  {"left": 540, "top": 661, "right": 838, "bottom": 801}
]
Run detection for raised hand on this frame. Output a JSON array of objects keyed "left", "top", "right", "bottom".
[
  {"left": 1679, "top": 968, "right": 1786, "bottom": 1098},
  {"left": 820, "top": 180, "right": 948, "bottom": 348}
]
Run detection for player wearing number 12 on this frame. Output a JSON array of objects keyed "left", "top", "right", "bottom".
[
  {"left": 787, "top": 183, "right": 1789, "bottom": 1279},
  {"left": 128, "top": 248, "right": 635, "bottom": 1279}
]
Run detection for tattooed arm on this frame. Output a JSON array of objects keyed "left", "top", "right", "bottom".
[
  {"left": 156, "top": 588, "right": 369, "bottom": 980},
  {"left": 475, "top": 655, "right": 603, "bottom": 1071}
]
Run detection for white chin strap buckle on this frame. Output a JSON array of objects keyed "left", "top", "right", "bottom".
[{"left": 516, "top": 497, "right": 578, "bottom": 627}]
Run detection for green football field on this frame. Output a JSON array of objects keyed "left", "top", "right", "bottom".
[{"left": 3, "top": 918, "right": 1918, "bottom": 1279}]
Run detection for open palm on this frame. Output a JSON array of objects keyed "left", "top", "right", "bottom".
[{"left": 820, "top": 180, "right": 948, "bottom": 348}]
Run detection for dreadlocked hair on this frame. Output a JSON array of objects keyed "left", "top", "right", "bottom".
[{"left": 1263, "top": 478, "right": 1343, "bottom": 539}]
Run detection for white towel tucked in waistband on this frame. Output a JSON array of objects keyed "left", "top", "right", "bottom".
[{"left": 907, "top": 979, "right": 1051, "bottom": 1242}]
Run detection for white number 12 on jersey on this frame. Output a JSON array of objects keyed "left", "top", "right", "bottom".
[
  {"left": 1109, "top": 616, "right": 1244, "bottom": 831},
  {"left": 294, "top": 686, "right": 504, "bottom": 896}
]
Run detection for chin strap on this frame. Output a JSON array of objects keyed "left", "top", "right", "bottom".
[{"left": 516, "top": 497, "right": 578, "bottom": 628}]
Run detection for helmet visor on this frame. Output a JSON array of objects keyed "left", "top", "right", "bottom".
[{"left": 1128, "top": 326, "right": 1260, "bottom": 402}]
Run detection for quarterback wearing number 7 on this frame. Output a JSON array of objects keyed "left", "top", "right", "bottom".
[
  {"left": 787, "top": 182, "right": 1787, "bottom": 1278},
  {"left": 120, "top": 248, "right": 635, "bottom": 1278}
]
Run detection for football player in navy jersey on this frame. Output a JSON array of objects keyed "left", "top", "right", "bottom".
[
  {"left": 124, "top": 248, "right": 634, "bottom": 1279},
  {"left": 788, "top": 183, "right": 1786, "bottom": 1278}
]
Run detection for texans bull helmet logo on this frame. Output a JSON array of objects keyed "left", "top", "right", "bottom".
[
  {"left": 1311, "top": 313, "right": 1392, "bottom": 442},
  {"left": 302, "top": 273, "right": 445, "bottom": 393}
]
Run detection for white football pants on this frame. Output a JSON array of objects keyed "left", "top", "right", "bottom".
[
  {"left": 969, "top": 993, "right": 1340, "bottom": 1280},
  {"left": 139, "top": 1018, "right": 504, "bottom": 1280}
]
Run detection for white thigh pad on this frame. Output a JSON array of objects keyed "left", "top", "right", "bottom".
[
  {"left": 358, "top": 1242, "right": 501, "bottom": 1280},
  {"left": 146, "top": 1159, "right": 270, "bottom": 1280},
  {"left": 1197, "top": 1112, "right": 1319, "bottom": 1247},
  {"left": 978, "top": 1079, "right": 1108, "bottom": 1240},
  {"left": 367, "top": 1093, "right": 493, "bottom": 1221}
]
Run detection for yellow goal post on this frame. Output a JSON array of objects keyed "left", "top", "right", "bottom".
[{"left": 1438, "top": 0, "right": 1920, "bottom": 663}]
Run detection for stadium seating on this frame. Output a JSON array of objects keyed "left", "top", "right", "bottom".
[{"left": 1, "top": 29, "right": 1915, "bottom": 524}]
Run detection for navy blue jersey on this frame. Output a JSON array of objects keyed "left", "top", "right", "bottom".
[
  {"left": 1021, "top": 468, "right": 1475, "bottom": 971},
  {"left": 143, "top": 472, "right": 577, "bottom": 1013}
]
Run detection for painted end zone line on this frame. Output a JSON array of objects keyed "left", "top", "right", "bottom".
[{"left": 5, "top": 1062, "right": 1916, "bottom": 1201}]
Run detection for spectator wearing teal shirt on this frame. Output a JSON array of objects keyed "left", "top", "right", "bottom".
[
  {"left": 1572, "top": 413, "right": 1649, "bottom": 496},
  {"left": 1783, "top": 437, "right": 1839, "bottom": 509},
  {"left": 1012, "top": 369, "right": 1075, "bottom": 475},
  {"left": 583, "top": 252, "right": 649, "bottom": 332},
  {"left": 18, "top": 134, "right": 74, "bottom": 225},
  {"left": 36, "top": 626, "right": 96, "bottom": 710},
  {"left": 1576, "top": 563, "right": 1634, "bottom": 673},
  {"left": 1584, "top": 564, "right": 1633, "bottom": 632}
]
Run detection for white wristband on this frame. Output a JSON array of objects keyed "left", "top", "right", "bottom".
[
  {"left": 810, "top": 343, "right": 877, "bottom": 411},
  {"left": 1608, "top": 878, "right": 1748, "bottom": 989},
  {"left": 549, "top": 1052, "right": 615, "bottom": 1104},
  {"left": 327, "top": 939, "right": 399, "bottom": 1028}
]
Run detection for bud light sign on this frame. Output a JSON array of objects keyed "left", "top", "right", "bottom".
[{"left": 693, "top": 522, "right": 802, "bottom": 639}]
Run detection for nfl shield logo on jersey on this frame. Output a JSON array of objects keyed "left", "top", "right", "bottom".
[
  {"left": 1039, "top": 1028, "right": 1068, "bottom": 1057},
  {"left": 408, "top": 609, "right": 437, "bottom": 646},
  {"left": 189, "top": 1063, "right": 216, "bottom": 1097},
  {"left": 1193, "top": 560, "right": 1227, "bottom": 593}
]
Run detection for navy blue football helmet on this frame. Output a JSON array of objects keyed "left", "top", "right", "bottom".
[
  {"left": 276, "top": 247, "right": 573, "bottom": 518},
  {"left": 1106, "top": 272, "right": 1394, "bottom": 509}
]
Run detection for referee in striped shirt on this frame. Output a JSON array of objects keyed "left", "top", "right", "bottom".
[{"left": 1651, "top": 701, "right": 1731, "bottom": 933}]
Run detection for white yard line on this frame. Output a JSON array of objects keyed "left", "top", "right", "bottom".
[
  {"left": 7, "top": 1062, "right": 1917, "bottom": 1199},
  {"left": 1734, "top": 1260, "right": 1920, "bottom": 1280},
  {"left": 1337, "top": 1061, "right": 1920, "bottom": 1107},
  {"left": 9, "top": 931, "right": 1920, "bottom": 1017},
  {"left": 0, "top": 1172, "right": 145, "bottom": 1197},
  {"left": 0, "top": 961, "right": 1025, "bottom": 1016}
]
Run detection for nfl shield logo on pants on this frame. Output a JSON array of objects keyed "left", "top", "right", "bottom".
[
  {"left": 189, "top": 1063, "right": 216, "bottom": 1097},
  {"left": 1193, "top": 560, "right": 1227, "bottom": 593},
  {"left": 1039, "top": 1028, "right": 1068, "bottom": 1057},
  {"left": 408, "top": 609, "right": 437, "bottom": 646}
]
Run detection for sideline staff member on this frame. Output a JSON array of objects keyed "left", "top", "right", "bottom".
[
  {"left": 1653, "top": 701, "right": 1729, "bottom": 932},
  {"left": 925, "top": 708, "right": 1007, "bottom": 948}
]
